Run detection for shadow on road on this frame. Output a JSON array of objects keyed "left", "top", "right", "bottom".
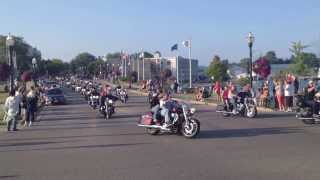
[
  {"left": 40, "top": 115, "right": 92, "bottom": 122},
  {"left": 23, "top": 123, "right": 136, "bottom": 132},
  {"left": 0, "top": 132, "right": 146, "bottom": 142},
  {"left": 0, "top": 175, "right": 19, "bottom": 179},
  {"left": 115, "top": 114, "right": 142, "bottom": 119},
  {"left": 198, "top": 127, "right": 303, "bottom": 139},
  {"left": 258, "top": 113, "right": 296, "bottom": 119},
  {"left": 0, "top": 143, "right": 150, "bottom": 153}
]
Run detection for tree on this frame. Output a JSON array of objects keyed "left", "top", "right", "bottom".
[
  {"left": 106, "top": 52, "right": 121, "bottom": 59},
  {"left": 289, "top": 41, "right": 312, "bottom": 75},
  {"left": 206, "top": 55, "right": 229, "bottom": 82},
  {"left": 264, "top": 51, "right": 281, "bottom": 64},
  {"left": 71, "top": 52, "right": 97, "bottom": 74},
  {"left": 0, "top": 35, "right": 41, "bottom": 75},
  {"left": 46, "top": 59, "right": 68, "bottom": 76}
]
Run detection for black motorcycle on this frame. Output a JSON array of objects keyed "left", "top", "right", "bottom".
[
  {"left": 295, "top": 94, "right": 320, "bottom": 124},
  {"left": 216, "top": 97, "right": 257, "bottom": 118},
  {"left": 119, "top": 89, "right": 128, "bottom": 103},
  {"left": 100, "top": 98, "right": 115, "bottom": 120},
  {"left": 138, "top": 102, "right": 200, "bottom": 138}
]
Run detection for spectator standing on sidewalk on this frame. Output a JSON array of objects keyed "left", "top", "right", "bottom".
[
  {"left": 4, "top": 90, "right": 21, "bottom": 132},
  {"left": 275, "top": 81, "right": 285, "bottom": 111},
  {"left": 25, "top": 87, "right": 38, "bottom": 127},
  {"left": 268, "top": 77, "right": 276, "bottom": 109},
  {"left": 214, "top": 81, "right": 222, "bottom": 102},
  {"left": 284, "top": 80, "right": 294, "bottom": 112}
]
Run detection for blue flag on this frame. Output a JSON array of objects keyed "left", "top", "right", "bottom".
[{"left": 171, "top": 44, "right": 178, "bottom": 51}]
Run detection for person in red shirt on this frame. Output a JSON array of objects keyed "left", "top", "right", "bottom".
[
  {"left": 222, "top": 86, "right": 229, "bottom": 107},
  {"left": 214, "top": 81, "right": 222, "bottom": 102}
]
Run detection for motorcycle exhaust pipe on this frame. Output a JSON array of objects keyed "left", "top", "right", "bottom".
[
  {"left": 216, "top": 111, "right": 233, "bottom": 114},
  {"left": 137, "top": 124, "right": 170, "bottom": 131}
]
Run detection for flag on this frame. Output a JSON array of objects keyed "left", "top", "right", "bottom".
[
  {"left": 171, "top": 44, "right": 178, "bottom": 51},
  {"left": 139, "top": 52, "right": 145, "bottom": 58},
  {"left": 182, "top": 40, "right": 191, "bottom": 48}
]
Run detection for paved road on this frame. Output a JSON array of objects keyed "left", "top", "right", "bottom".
[{"left": 1, "top": 88, "right": 320, "bottom": 180}]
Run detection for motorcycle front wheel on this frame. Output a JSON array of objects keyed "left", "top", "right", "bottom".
[
  {"left": 181, "top": 118, "right": 200, "bottom": 138},
  {"left": 146, "top": 128, "right": 160, "bottom": 135},
  {"left": 245, "top": 106, "right": 257, "bottom": 118}
]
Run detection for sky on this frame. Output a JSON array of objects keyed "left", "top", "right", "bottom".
[{"left": 0, "top": 0, "right": 320, "bottom": 65}]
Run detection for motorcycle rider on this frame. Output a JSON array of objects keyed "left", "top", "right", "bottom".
[
  {"left": 150, "top": 91, "right": 161, "bottom": 122},
  {"left": 304, "top": 81, "right": 317, "bottom": 114},
  {"left": 228, "top": 83, "right": 238, "bottom": 114},
  {"left": 161, "top": 93, "right": 179, "bottom": 128},
  {"left": 100, "top": 85, "right": 111, "bottom": 107},
  {"left": 115, "top": 85, "right": 122, "bottom": 96}
]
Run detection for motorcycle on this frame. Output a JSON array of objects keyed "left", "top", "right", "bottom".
[
  {"left": 295, "top": 94, "right": 320, "bottom": 124},
  {"left": 84, "top": 89, "right": 92, "bottom": 101},
  {"left": 138, "top": 102, "right": 200, "bottom": 138},
  {"left": 119, "top": 89, "right": 128, "bottom": 103},
  {"left": 89, "top": 95, "right": 100, "bottom": 109},
  {"left": 100, "top": 98, "right": 115, "bottom": 120},
  {"left": 216, "top": 97, "right": 257, "bottom": 118}
]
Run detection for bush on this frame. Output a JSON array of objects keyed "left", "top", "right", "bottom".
[
  {"left": 237, "top": 77, "right": 250, "bottom": 87},
  {"left": 0, "top": 63, "right": 10, "bottom": 81}
]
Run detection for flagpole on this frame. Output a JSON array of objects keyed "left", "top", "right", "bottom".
[
  {"left": 124, "top": 53, "right": 127, "bottom": 78},
  {"left": 137, "top": 53, "right": 140, "bottom": 81},
  {"left": 189, "top": 40, "right": 192, "bottom": 88}
]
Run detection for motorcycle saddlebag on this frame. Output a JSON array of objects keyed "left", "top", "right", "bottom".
[{"left": 140, "top": 112, "right": 154, "bottom": 125}]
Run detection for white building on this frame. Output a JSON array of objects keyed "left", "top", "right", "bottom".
[
  {"left": 165, "top": 56, "right": 198, "bottom": 84},
  {"left": 127, "top": 55, "right": 198, "bottom": 84}
]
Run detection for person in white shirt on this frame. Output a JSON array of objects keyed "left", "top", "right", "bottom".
[
  {"left": 284, "top": 80, "right": 294, "bottom": 112},
  {"left": 4, "top": 90, "right": 21, "bottom": 131}
]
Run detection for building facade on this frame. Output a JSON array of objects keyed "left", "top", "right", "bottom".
[{"left": 117, "top": 55, "right": 199, "bottom": 84}]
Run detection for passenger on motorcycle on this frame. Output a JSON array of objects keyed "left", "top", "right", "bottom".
[
  {"left": 225, "top": 83, "right": 237, "bottom": 114},
  {"left": 150, "top": 92, "right": 161, "bottom": 121},
  {"left": 100, "top": 85, "right": 111, "bottom": 107},
  {"left": 304, "top": 81, "right": 317, "bottom": 114},
  {"left": 161, "top": 94, "right": 179, "bottom": 128}
]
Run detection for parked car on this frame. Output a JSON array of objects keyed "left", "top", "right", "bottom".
[{"left": 44, "top": 88, "right": 66, "bottom": 105}]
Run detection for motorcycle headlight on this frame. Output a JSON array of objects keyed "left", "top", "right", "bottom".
[
  {"left": 190, "top": 108, "right": 196, "bottom": 114},
  {"left": 108, "top": 100, "right": 113, "bottom": 104},
  {"left": 94, "top": 96, "right": 99, "bottom": 99}
]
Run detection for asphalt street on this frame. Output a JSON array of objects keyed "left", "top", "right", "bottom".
[{"left": 1, "top": 88, "right": 320, "bottom": 180}]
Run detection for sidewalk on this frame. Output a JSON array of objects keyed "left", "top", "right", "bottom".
[{"left": 100, "top": 80, "right": 275, "bottom": 113}]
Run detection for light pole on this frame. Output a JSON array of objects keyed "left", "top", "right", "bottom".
[
  {"left": 247, "top": 32, "right": 255, "bottom": 88},
  {"left": 32, "top": 58, "right": 37, "bottom": 82},
  {"left": 32, "top": 58, "right": 37, "bottom": 70},
  {"left": 140, "top": 51, "right": 145, "bottom": 81},
  {"left": 6, "top": 34, "right": 15, "bottom": 92}
]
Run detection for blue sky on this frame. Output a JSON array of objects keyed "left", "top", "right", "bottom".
[{"left": 0, "top": 0, "right": 319, "bottom": 65}]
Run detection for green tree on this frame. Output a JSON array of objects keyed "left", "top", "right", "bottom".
[
  {"left": 46, "top": 59, "right": 68, "bottom": 76},
  {"left": 206, "top": 55, "right": 229, "bottom": 82},
  {"left": 289, "top": 41, "right": 312, "bottom": 75},
  {"left": 70, "top": 52, "right": 97, "bottom": 74},
  {"left": 264, "top": 51, "right": 282, "bottom": 64}
]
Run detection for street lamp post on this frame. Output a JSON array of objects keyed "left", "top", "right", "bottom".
[
  {"left": 247, "top": 32, "right": 255, "bottom": 88},
  {"left": 6, "top": 34, "right": 15, "bottom": 92},
  {"left": 32, "top": 58, "right": 37, "bottom": 83}
]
